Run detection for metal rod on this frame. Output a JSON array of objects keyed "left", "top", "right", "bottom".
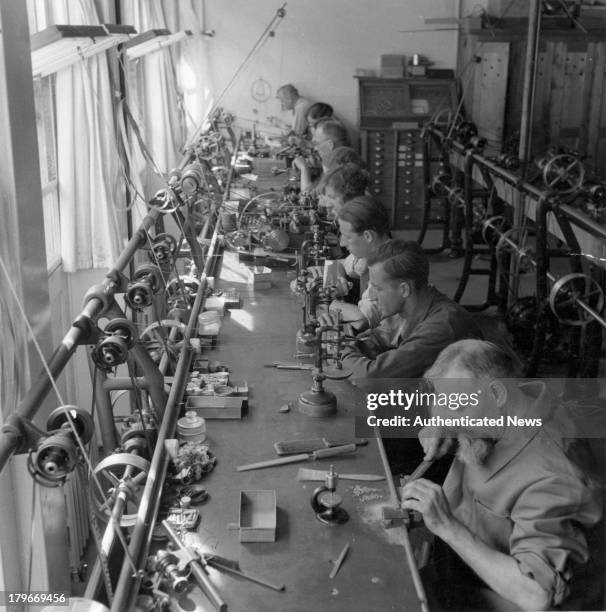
[
  {"left": 111, "top": 348, "right": 193, "bottom": 612},
  {"left": 163, "top": 521, "right": 227, "bottom": 611},
  {"left": 0, "top": 209, "right": 160, "bottom": 472},
  {"left": 94, "top": 368, "right": 119, "bottom": 454},
  {"left": 518, "top": 0, "right": 541, "bottom": 167},
  {"left": 373, "top": 426, "right": 430, "bottom": 612},
  {"left": 112, "top": 200, "right": 223, "bottom": 611}
]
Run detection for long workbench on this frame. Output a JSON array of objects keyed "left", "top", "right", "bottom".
[{"left": 177, "top": 260, "right": 425, "bottom": 612}]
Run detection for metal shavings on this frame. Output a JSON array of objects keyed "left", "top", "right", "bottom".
[{"left": 352, "top": 484, "right": 383, "bottom": 502}]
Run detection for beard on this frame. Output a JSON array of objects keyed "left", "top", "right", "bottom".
[{"left": 456, "top": 434, "right": 493, "bottom": 466}]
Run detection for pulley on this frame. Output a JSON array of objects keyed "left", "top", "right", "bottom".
[
  {"left": 139, "top": 319, "right": 187, "bottom": 368},
  {"left": 166, "top": 275, "right": 201, "bottom": 307},
  {"left": 91, "top": 335, "right": 129, "bottom": 370},
  {"left": 505, "top": 296, "right": 561, "bottom": 354},
  {"left": 92, "top": 317, "right": 137, "bottom": 371},
  {"left": 261, "top": 228, "right": 290, "bottom": 252},
  {"left": 549, "top": 273, "right": 605, "bottom": 326},
  {"left": 125, "top": 264, "right": 164, "bottom": 310},
  {"left": 495, "top": 152, "right": 520, "bottom": 170},
  {"left": 494, "top": 228, "right": 534, "bottom": 267},
  {"left": 28, "top": 405, "right": 94, "bottom": 486},
  {"left": 28, "top": 432, "right": 78, "bottom": 486},
  {"left": 149, "top": 233, "right": 178, "bottom": 265},
  {"left": 481, "top": 216, "right": 510, "bottom": 245},
  {"left": 104, "top": 318, "right": 138, "bottom": 349},
  {"left": 180, "top": 162, "right": 206, "bottom": 195},
  {"left": 125, "top": 281, "right": 154, "bottom": 310},
  {"left": 133, "top": 264, "right": 164, "bottom": 291},
  {"left": 91, "top": 453, "right": 151, "bottom": 526},
  {"left": 542, "top": 153, "right": 585, "bottom": 194},
  {"left": 585, "top": 182, "right": 606, "bottom": 207},
  {"left": 46, "top": 405, "right": 95, "bottom": 444},
  {"left": 430, "top": 168, "right": 452, "bottom": 198},
  {"left": 429, "top": 172, "right": 464, "bottom": 207},
  {"left": 149, "top": 550, "right": 189, "bottom": 594},
  {"left": 148, "top": 188, "right": 180, "bottom": 213}
]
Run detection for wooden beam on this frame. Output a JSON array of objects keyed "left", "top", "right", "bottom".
[{"left": 0, "top": 1, "right": 69, "bottom": 595}]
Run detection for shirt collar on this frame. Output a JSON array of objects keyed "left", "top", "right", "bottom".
[{"left": 476, "top": 381, "right": 552, "bottom": 481}]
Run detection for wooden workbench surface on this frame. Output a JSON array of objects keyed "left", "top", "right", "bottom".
[{"left": 179, "top": 265, "right": 423, "bottom": 612}]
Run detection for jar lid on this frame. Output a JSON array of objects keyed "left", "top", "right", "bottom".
[{"left": 177, "top": 411, "right": 205, "bottom": 432}]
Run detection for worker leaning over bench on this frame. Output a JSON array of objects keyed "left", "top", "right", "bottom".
[
  {"left": 339, "top": 239, "right": 482, "bottom": 379},
  {"left": 402, "top": 339, "right": 603, "bottom": 611}
]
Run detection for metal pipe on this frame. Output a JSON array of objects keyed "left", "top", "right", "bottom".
[
  {"left": 428, "top": 126, "right": 550, "bottom": 201},
  {"left": 95, "top": 368, "right": 120, "bottom": 454},
  {"left": 111, "top": 203, "right": 222, "bottom": 611},
  {"left": 0, "top": 209, "right": 161, "bottom": 472},
  {"left": 559, "top": 204, "right": 606, "bottom": 241},
  {"left": 373, "top": 426, "right": 430, "bottom": 612},
  {"left": 111, "top": 345, "right": 193, "bottom": 612},
  {"left": 518, "top": 0, "right": 542, "bottom": 167}
]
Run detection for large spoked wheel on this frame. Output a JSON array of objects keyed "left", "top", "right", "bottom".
[
  {"left": 91, "top": 453, "right": 150, "bottom": 527},
  {"left": 139, "top": 319, "right": 187, "bottom": 373},
  {"left": 542, "top": 154, "right": 585, "bottom": 195}
]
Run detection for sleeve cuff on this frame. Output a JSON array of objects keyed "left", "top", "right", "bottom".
[{"left": 516, "top": 552, "right": 570, "bottom": 607}]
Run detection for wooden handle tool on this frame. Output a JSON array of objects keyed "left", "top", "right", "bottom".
[{"left": 236, "top": 444, "right": 356, "bottom": 472}]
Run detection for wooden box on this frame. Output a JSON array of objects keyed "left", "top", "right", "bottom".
[
  {"left": 185, "top": 395, "right": 245, "bottom": 419},
  {"left": 238, "top": 490, "right": 277, "bottom": 542}
]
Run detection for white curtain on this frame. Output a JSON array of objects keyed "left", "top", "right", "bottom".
[
  {"left": 40, "top": 0, "right": 126, "bottom": 272},
  {"left": 121, "top": 0, "right": 215, "bottom": 227}
]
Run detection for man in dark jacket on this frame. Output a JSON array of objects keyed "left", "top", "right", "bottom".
[{"left": 340, "top": 239, "right": 482, "bottom": 379}]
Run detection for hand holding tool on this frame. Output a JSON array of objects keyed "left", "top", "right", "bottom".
[{"left": 373, "top": 426, "right": 430, "bottom": 612}]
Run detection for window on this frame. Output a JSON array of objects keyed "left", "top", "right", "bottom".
[{"left": 33, "top": 76, "right": 61, "bottom": 270}]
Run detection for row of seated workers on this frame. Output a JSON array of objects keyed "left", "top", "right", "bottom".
[{"left": 271, "top": 84, "right": 606, "bottom": 611}]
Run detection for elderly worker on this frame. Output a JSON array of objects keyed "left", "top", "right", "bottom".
[
  {"left": 340, "top": 239, "right": 482, "bottom": 378},
  {"left": 402, "top": 339, "right": 602, "bottom": 611},
  {"left": 276, "top": 83, "right": 312, "bottom": 138}
]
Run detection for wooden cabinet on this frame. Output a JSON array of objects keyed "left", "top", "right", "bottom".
[
  {"left": 356, "top": 77, "right": 457, "bottom": 228},
  {"left": 458, "top": 28, "right": 606, "bottom": 169}
]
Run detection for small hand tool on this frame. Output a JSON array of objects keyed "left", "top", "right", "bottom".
[
  {"left": 329, "top": 542, "right": 350, "bottom": 579},
  {"left": 203, "top": 555, "right": 285, "bottom": 592},
  {"left": 162, "top": 520, "right": 227, "bottom": 612},
  {"left": 264, "top": 361, "right": 314, "bottom": 370},
  {"left": 236, "top": 444, "right": 356, "bottom": 472},
  {"left": 298, "top": 468, "right": 384, "bottom": 482},
  {"left": 274, "top": 437, "right": 367, "bottom": 455},
  {"left": 379, "top": 460, "right": 435, "bottom": 526}
]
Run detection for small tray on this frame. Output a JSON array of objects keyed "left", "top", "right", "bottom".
[
  {"left": 185, "top": 395, "right": 245, "bottom": 419},
  {"left": 238, "top": 490, "right": 277, "bottom": 542}
]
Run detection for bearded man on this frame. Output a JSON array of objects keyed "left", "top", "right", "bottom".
[{"left": 401, "top": 339, "right": 603, "bottom": 611}]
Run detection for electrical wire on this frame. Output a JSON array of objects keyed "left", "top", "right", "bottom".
[
  {"left": 188, "top": 4, "right": 288, "bottom": 146},
  {"left": 0, "top": 252, "right": 129, "bottom": 555}
]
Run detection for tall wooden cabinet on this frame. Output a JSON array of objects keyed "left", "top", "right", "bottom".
[{"left": 356, "top": 77, "right": 457, "bottom": 229}]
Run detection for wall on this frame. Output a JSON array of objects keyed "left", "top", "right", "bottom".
[{"left": 204, "top": 0, "right": 462, "bottom": 140}]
